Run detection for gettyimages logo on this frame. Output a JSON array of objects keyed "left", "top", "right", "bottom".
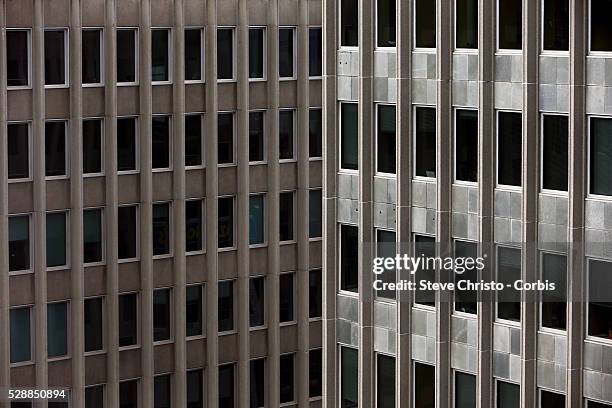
[{"left": 372, "top": 253, "right": 486, "bottom": 275}]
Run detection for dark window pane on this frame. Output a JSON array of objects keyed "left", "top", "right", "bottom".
[
  {"left": 414, "top": 363, "right": 435, "bottom": 408},
  {"left": 376, "top": 230, "right": 396, "bottom": 300},
  {"left": 118, "top": 206, "right": 137, "bottom": 260},
  {"left": 456, "top": 0, "right": 478, "bottom": 48},
  {"left": 217, "top": 28, "right": 234, "bottom": 80},
  {"left": 341, "top": 0, "right": 359, "bottom": 46},
  {"left": 341, "top": 347, "right": 358, "bottom": 407},
  {"left": 309, "top": 27, "right": 323, "bottom": 76},
  {"left": 588, "top": 260, "right": 612, "bottom": 339},
  {"left": 8, "top": 123, "right": 29, "bottom": 179},
  {"left": 541, "top": 253, "right": 567, "bottom": 330},
  {"left": 185, "top": 114, "right": 203, "bottom": 167},
  {"left": 454, "top": 241, "right": 478, "bottom": 314},
  {"left": 154, "top": 375, "right": 171, "bottom": 408},
  {"left": 7, "top": 30, "right": 29, "bottom": 87},
  {"left": 455, "top": 109, "right": 478, "bottom": 183},
  {"left": 341, "top": 224, "right": 359, "bottom": 292},
  {"left": 280, "top": 354, "right": 295, "bottom": 403},
  {"left": 186, "top": 200, "right": 203, "bottom": 252},
  {"left": 185, "top": 29, "right": 202, "bottom": 81},
  {"left": 83, "top": 119, "right": 103, "bottom": 174},
  {"left": 498, "top": 0, "right": 522, "bottom": 49},
  {"left": 415, "top": 235, "right": 436, "bottom": 306},
  {"left": 186, "top": 285, "right": 203, "bottom": 337},
  {"left": 187, "top": 370, "right": 204, "bottom": 408},
  {"left": 279, "top": 110, "right": 294, "bottom": 160},
  {"left": 47, "top": 302, "right": 68, "bottom": 357},
  {"left": 455, "top": 372, "right": 476, "bottom": 408},
  {"left": 309, "top": 109, "right": 323, "bottom": 158},
  {"left": 497, "top": 112, "right": 522, "bottom": 186},
  {"left": 497, "top": 247, "right": 521, "bottom": 322},
  {"left": 416, "top": 0, "right": 436, "bottom": 48},
  {"left": 377, "top": 0, "right": 396, "bottom": 47},
  {"left": 10, "top": 307, "right": 31, "bottom": 363},
  {"left": 45, "top": 121, "right": 66, "bottom": 177},
  {"left": 496, "top": 381, "right": 519, "bottom": 408},
  {"left": 249, "top": 111, "right": 265, "bottom": 162},
  {"left": 249, "top": 277, "right": 265, "bottom": 327},
  {"left": 415, "top": 106, "right": 436, "bottom": 178},
  {"left": 309, "top": 349, "right": 323, "bottom": 398},
  {"left": 9, "top": 216, "right": 30, "bottom": 272},
  {"left": 82, "top": 30, "right": 102, "bottom": 84},
  {"left": 377, "top": 105, "right": 396, "bottom": 174},
  {"left": 153, "top": 289, "right": 171, "bottom": 342},
  {"left": 84, "top": 208, "right": 103, "bottom": 263},
  {"left": 279, "top": 28, "right": 295, "bottom": 78},
  {"left": 249, "top": 195, "right": 265, "bottom": 245},
  {"left": 84, "top": 297, "right": 103, "bottom": 352},
  {"left": 250, "top": 359, "right": 265, "bottom": 408},
  {"left": 249, "top": 28, "right": 265, "bottom": 79},
  {"left": 218, "top": 197, "right": 234, "bottom": 248},
  {"left": 309, "top": 189, "right": 323, "bottom": 238},
  {"left": 85, "top": 385, "right": 104, "bottom": 408},
  {"left": 46, "top": 212, "right": 67, "bottom": 267},
  {"left": 542, "top": 115, "right": 568, "bottom": 191},
  {"left": 119, "top": 294, "right": 138, "bottom": 347},
  {"left": 309, "top": 269, "right": 323, "bottom": 318},
  {"left": 117, "top": 29, "right": 136, "bottom": 83},
  {"left": 341, "top": 103, "right": 359, "bottom": 170},
  {"left": 590, "top": 117, "right": 612, "bottom": 196},
  {"left": 152, "top": 29, "right": 169, "bottom": 82},
  {"left": 543, "top": 0, "right": 569, "bottom": 51},
  {"left": 279, "top": 274, "right": 294, "bottom": 323},
  {"left": 218, "top": 112, "right": 234, "bottom": 164},
  {"left": 588, "top": 401, "right": 612, "bottom": 408},
  {"left": 540, "top": 390, "right": 565, "bottom": 407},
  {"left": 591, "top": 0, "right": 612, "bottom": 51},
  {"left": 279, "top": 192, "right": 294, "bottom": 241},
  {"left": 152, "top": 203, "right": 171, "bottom": 256},
  {"left": 377, "top": 354, "right": 395, "bottom": 408},
  {"left": 119, "top": 380, "right": 138, "bottom": 408},
  {"left": 219, "top": 364, "right": 234, "bottom": 408},
  {"left": 218, "top": 281, "right": 234, "bottom": 332},
  {"left": 152, "top": 116, "right": 170, "bottom": 169},
  {"left": 44, "top": 30, "right": 65, "bottom": 85},
  {"left": 117, "top": 117, "right": 137, "bottom": 172}
]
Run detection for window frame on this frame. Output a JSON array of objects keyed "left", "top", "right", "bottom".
[
  {"left": 494, "top": 379, "right": 521, "bottom": 408},
  {"left": 83, "top": 295, "right": 106, "bottom": 355},
  {"left": 7, "top": 121, "right": 32, "bottom": 183},
  {"left": 375, "top": 0, "right": 397, "bottom": 49},
  {"left": 375, "top": 103, "right": 397, "bottom": 177},
  {"left": 44, "top": 119, "right": 70, "bottom": 180},
  {"left": 82, "top": 117, "right": 105, "bottom": 177},
  {"left": 588, "top": 0, "right": 612, "bottom": 55},
  {"left": 413, "top": 0, "right": 437, "bottom": 52},
  {"left": 279, "top": 272, "right": 297, "bottom": 326},
  {"left": 8, "top": 213, "right": 33, "bottom": 276},
  {"left": 6, "top": 28, "right": 32, "bottom": 89},
  {"left": 117, "top": 204, "right": 140, "bottom": 263},
  {"left": 184, "top": 26, "right": 205, "bottom": 84},
  {"left": 151, "top": 27, "right": 173, "bottom": 85},
  {"left": 151, "top": 114, "right": 173, "bottom": 172},
  {"left": 44, "top": 27, "right": 69, "bottom": 88},
  {"left": 185, "top": 198, "right": 206, "bottom": 255},
  {"left": 495, "top": 245, "right": 522, "bottom": 326},
  {"left": 454, "top": 0, "right": 479, "bottom": 52},
  {"left": 218, "top": 195, "right": 237, "bottom": 251},
  {"left": 496, "top": 110, "right": 523, "bottom": 190},
  {"left": 279, "top": 108, "right": 297, "bottom": 163},
  {"left": 249, "top": 275, "right": 267, "bottom": 330},
  {"left": 452, "top": 239, "right": 479, "bottom": 317},
  {"left": 308, "top": 26, "right": 323, "bottom": 78},
  {"left": 218, "top": 279, "right": 236, "bottom": 335},
  {"left": 412, "top": 233, "right": 437, "bottom": 310},
  {"left": 249, "top": 109, "right": 267, "bottom": 165},
  {"left": 308, "top": 268, "right": 323, "bottom": 321},
  {"left": 338, "top": 345, "right": 359, "bottom": 407},
  {"left": 540, "top": 0, "right": 570, "bottom": 55},
  {"left": 152, "top": 201, "right": 173, "bottom": 259},
  {"left": 118, "top": 292, "right": 140, "bottom": 350},
  {"left": 587, "top": 115, "right": 612, "bottom": 200},
  {"left": 374, "top": 228, "right": 397, "bottom": 302},
  {"left": 249, "top": 193, "right": 267, "bottom": 248},
  {"left": 46, "top": 210, "right": 70, "bottom": 271},
  {"left": 586, "top": 257, "right": 612, "bottom": 344},
  {"left": 83, "top": 206, "right": 106, "bottom": 266},
  {"left": 453, "top": 369, "right": 478, "bottom": 408},
  {"left": 413, "top": 105, "right": 437, "bottom": 181},
  {"left": 309, "top": 107, "right": 324, "bottom": 161},
  {"left": 279, "top": 352, "right": 296, "bottom": 406},
  {"left": 453, "top": 108, "right": 479, "bottom": 186},
  {"left": 47, "top": 300, "right": 70, "bottom": 360},
  {"left": 374, "top": 351, "right": 396, "bottom": 408},
  {"left": 85, "top": 383, "right": 106, "bottom": 407},
  {"left": 9, "top": 304, "right": 34, "bottom": 366},
  {"left": 116, "top": 115, "right": 140, "bottom": 175},
  {"left": 540, "top": 113, "right": 569, "bottom": 195},
  {"left": 495, "top": 0, "right": 523, "bottom": 53},
  {"left": 184, "top": 112, "right": 206, "bottom": 170},
  {"left": 185, "top": 284, "right": 206, "bottom": 339},
  {"left": 339, "top": 101, "right": 359, "bottom": 173},
  {"left": 309, "top": 188, "right": 323, "bottom": 241},
  {"left": 116, "top": 27, "right": 139, "bottom": 86},
  {"left": 218, "top": 110, "right": 237, "bottom": 167},
  {"left": 82, "top": 27, "right": 104, "bottom": 87},
  {"left": 338, "top": 0, "right": 359, "bottom": 50},
  {"left": 412, "top": 361, "right": 436, "bottom": 408},
  {"left": 153, "top": 287, "right": 173, "bottom": 344},
  {"left": 279, "top": 190, "right": 297, "bottom": 244},
  {"left": 217, "top": 26, "right": 237, "bottom": 82},
  {"left": 278, "top": 26, "right": 297, "bottom": 80},
  {"left": 338, "top": 223, "right": 359, "bottom": 296},
  {"left": 248, "top": 26, "right": 267, "bottom": 82}
]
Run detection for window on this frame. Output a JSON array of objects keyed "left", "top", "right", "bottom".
[
  {"left": 309, "top": 189, "right": 323, "bottom": 238},
  {"left": 588, "top": 259, "right": 612, "bottom": 339},
  {"left": 455, "top": 372, "right": 476, "bottom": 408},
  {"left": 250, "top": 359, "right": 265, "bottom": 408},
  {"left": 117, "top": 117, "right": 137, "bottom": 172},
  {"left": 185, "top": 114, "right": 204, "bottom": 167},
  {"left": 454, "top": 240, "right": 478, "bottom": 314},
  {"left": 497, "top": 112, "right": 522, "bottom": 187},
  {"left": 249, "top": 27, "right": 265, "bottom": 79},
  {"left": 341, "top": 103, "right": 359, "bottom": 170},
  {"left": 498, "top": 0, "right": 522, "bottom": 50},
  {"left": 218, "top": 196, "right": 235, "bottom": 248},
  {"left": 309, "top": 27, "right": 323, "bottom": 76},
  {"left": 83, "top": 119, "right": 103, "bottom": 175},
  {"left": 455, "top": 109, "right": 478, "bottom": 183},
  {"left": 340, "top": 0, "right": 359, "bottom": 47},
  {"left": 497, "top": 247, "right": 521, "bottom": 322},
  {"left": 152, "top": 116, "right": 171, "bottom": 170},
  {"left": 8, "top": 123, "right": 29, "bottom": 180},
  {"left": 415, "top": 106, "right": 436, "bottom": 178},
  {"left": 85, "top": 385, "right": 104, "bottom": 408},
  {"left": 119, "top": 380, "right": 138, "bottom": 408},
  {"left": 496, "top": 381, "right": 519, "bottom": 408},
  {"left": 377, "top": 355, "right": 395, "bottom": 408},
  {"left": 186, "top": 199, "right": 204, "bottom": 253},
  {"left": 309, "top": 108, "right": 323, "bottom": 158},
  {"left": 249, "top": 194, "right": 265, "bottom": 245},
  {"left": 217, "top": 28, "right": 234, "bottom": 80},
  {"left": 279, "top": 110, "right": 295, "bottom": 160},
  {"left": 84, "top": 208, "right": 103, "bottom": 263},
  {"left": 376, "top": 230, "right": 397, "bottom": 300},
  {"left": 279, "top": 191, "right": 295, "bottom": 241},
  {"left": 47, "top": 302, "right": 68, "bottom": 358},
  {"left": 46, "top": 211, "right": 67, "bottom": 268},
  {"left": 153, "top": 289, "right": 171, "bottom": 342},
  {"left": 542, "top": 115, "right": 568, "bottom": 191},
  {"left": 377, "top": 0, "right": 396, "bottom": 47},
  {"left": 280, "top": 354, "right": 295, "bottom": 404},
  {"left": 45, "top": 121, "right": 67, "bottom": 177},
  {"left": 9, "top": 215, "right": 30, "bottom": 272},
  {"left": 154, "top": 375, "right": 171, "bottom": 408},
  {"left": 279, "top": 27, "right": 295, "bottom": 78},
  {"left": 219, "top": 364, "right": 235, "bottom": 407},
  {"left": 415, "top": 0, "right": 436, "bottom": 48},
  {"left": 309, "top": 269, "right": 323, "bottom": 319},
  {"left": 377, "top": 104, "right": 396, "bottom": 174},
  {"left": 249, "top": 276, "right": 265, "bottom": 328},
  {"left": 10, "top": 307, "right": 31, "bottom": 363},
  {"left": 543, "top": 0, "right": 569, "bottom": 51},
  {"left": 219, "top": 280, "right": 234, "bottom": 332},
  {"left": 249, "top": 111, "right": 265, "bottom": 163},
  {"left": 119, "top": 293, "right": 138, "bottom": 347},
  {"left": 591, "top": 0, "right": 612, "bottom": 52},
  {"left": 44, "top": 29, "right": 66, "bottom": 86},
  {"left": 118, "top": 206, "right": 138, "bottom": 260},
  {"left": 588, "top": 401, "right": 612, "bottom": 408},
  {"left": 341, "top": 347, "right": 359, "bottom": 407},
  {"left": 187, "top": 369, "right": 203, "bottom": 408},
  {"left": 309, "top": 349, "right": 323, "bottom": 398},
  {"left": 84, "top": 297, "right": 103, "bottom": 352},
  {"left": 186, "top": 285, "right": 204, "bottom": 337},
  {"left": 82, "top": 29, "right": 102, "bottom": 84},
  {"left": 185, "top": 28, "right": 203, "bottom": 81},
  {"left": 340, "top": 224, "right": 359, "bottom": 292},
  {"left": 279, "top": 273, "right": 295, "bottom": 323},
  {"left": 456, "top": 0, "right": 478, "bottom": 49},
  {"left": 541, "top": 253, "right": 567, "bottom": 330},
  {"left": 414, "top": 363, "right": 435, "bottom": 408},
  {"left": 540, "top": 390, "right": 565, "bottom": 407},
  {"left": 414, "top": 235, "right": 436, "bottom": 306},
  {"left": 590, "top": 117, "right": 612, "bottom": 196},
  {"left": 117, "top": 29, "right": 137, "bottom": 83},
  {"left": 152, "top": 29, "right": 170, "bottom": 82},
  {"left": 152, "top": 202, "right": 171, "bottom": 256},
  {"left": 218, "top": 112, "right": 235, "bottom": 165},
  {"left": 7, "top": 30, "right": 29, "bottom": 87}
]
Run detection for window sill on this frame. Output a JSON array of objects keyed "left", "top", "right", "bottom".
[
  {"left": 413, "top": 176, "right": 437, "bottom": 183},
  {"left": 118, "top": 170, "right": 140, "bottom": 175},
  {"left": 279, "top": 240, "right": 297, "bottom": 246},
  {"left": 494, "top": 318, "right": 521, "bottom": 327},
  {"left": 279, "top": 77, "right": 297, "bottom": 81},
  {"left": 83, "top": 83, "right": 104, "bottom": 88},
  {"left": 375, "top": 172, "right": 397, "bottom": 179},
  {"left": 153, "top": 339, "right": 173, "bottom": 346},
  {"left": 585, "top": 336, "right": 612, "bottom": 346},
  {"left": 185, "top": 79, "right": 205, "bottom": 84},
  {"left": 118, "top": 258, "right": 140, "bottom": 264},
  {"left": 8, "top": 85, "right": 33, "bottom": 91},
  {"left": 7, "top": 178, "right": 33, "bottom": 184},
  {"left": 249, "top": 160, "right": 267, "bottom": 166},
  {"left": 83, "top": 172, "right": 105, "bottom": 178},
  {"left": 84, "top": 349, "right": 106, "bottom": 357},
  {"left": 219, "top": 330, "right": 237, "bottom": 336},
  {"left": 186, "top": 250, "right": 206, "bottom": 256},
  {"left": 186, "top": 334, "right": 206, "bottom": 341},
  {"left": 185, "top": 165, "right": 205, "bottom": 170},
  {"left": 586, "top": 194, "right": 612, "bottom": 202},
  {"left": 8, "top": 270, "right": 34, "bottom": 276},
  {"left": 338, "top": 46, "right": 359, "bottom": 52},
  {"left": 152, "top": 168, "right": 173, "bottom": 173},
  {"left": 217, "top": 79, "right": 237, "bottom": 83},
  {"left": 495, "top": 184, "right": 522, "bottom": 192},
  {"left": 413, "top": 47, "right": 436, "bottom": 53},
  {"left": 279, "top": 321, "right": 297, "bottom": 327},
  {"left": 453, "top": 180, "right": 478, "bottom": 187},
  {"left": 118, "top": 345, "right": 140, "bottom": 351},
  {"left": 338, "top": 289, "right": 359, "bottom": 297},
  {"left": 540, "top": 188, "right": 568, "bottom": 197},
  {"left": 117, "top": 82, "right": 139, "bottom": 87},
  {"left": 10, "top": 361, "right": 35, "bottom": 368},
  {"left": 249, "top": 325, "right": 267, "bottom": 332},
  {"left": 152, "top": 81, "right": 173, "bottom": 86},
  {"left": 84, "top": 261, "right": 106, "bottom": 268},
  {"left": 308, "top": 317, "right": 323, "bottom": 323},
  {"left": 45, "top": 84, "right": 70, "bottom": 89},
  {"left": 338, "top": 168, "right": 359, "bottom": 175},
  {"left": 374, "top": 46, "right": 396, "bottom": 52},
  {"left": 153, "top": 254, "right": 173, "bottom": 260},
  {"left": 46, "top": 175, "right": 69, "bottom": 181},
  {"left": 412, "top": 303, "right": 436, "bottom": 312},
  {"left": 309, "top": 157, "right": 323, "bottom": 162},
  {"left": 47, "top": 265, "right": 71, "bottom": 272},
  {"left": 218, "top": 163, "right": 237, "bottom": 168},
  {"left": 48, "top": 355, "right": 71, "bottom": 363},
  {"left": 454, "top": 48, "right": 479, "bottom": 54},
  {"left": 452, "top": 310, "right": 478, "bottom": 319},
  {"left": 249, "top": 243, "right": 268, "bottom": 249},
  {"left": 279, "top": 158, "right": 297, "bottom": 164},
  {"left": 537, "top": 327, "right": 566, "bottom": 337},
  {"left": 540, "top": 50, "right": 569, "bottom": 57},
  {"left": 309, "top": 237, "right": 323, "bottom": 242},
  {"left": 249, "top": 77, "right": 267, "bottom": 82},
  {"left": 495, "top": 49, "right": 522, "bottom": 55},
  {"left": 309, "top": 76, "right": 323, "bottom": 80}
]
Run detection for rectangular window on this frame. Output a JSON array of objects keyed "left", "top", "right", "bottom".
[
  {"left": 117, "top": 29, "right": 137, "bottom": 84},
  {"left": 44, "top": 29, "right": 66, "bottom": 86},
  {"left": 377, "top": 0, "right": 396, "bottom": 47},
  {"left": 47, "top": 302, "right": 68, "bottom": 358},
  {"left": 45, "top": 121, "right": 67, "bottom": 177},
  {"left": 541, "top": 253, "right": 567, "bottom": 330},
  {"left": 46, "top": 211, "right": 67, "bottom": 268},
  {"left": 186, "top": 285, "right": 204, "bottom": 337},
  {"left": 376, "top": 230, "right": 397, "bottom": 300},
  {"left": 185, "top": 114, "right": 203, "bottom": 167},
  {"left": 120, "top": 380, "right": 138, "bottom": 408},
  {"left": 280, "top": 354, "right": 295, "bottom": 404},
  {"left": 249, "top": 276, "right": 265, "bottom": 328},
  {"left": 185, "top": 28, "right": 203, "bottom": 81},
  {"left": 588, "top": 259, "right": 612, "bottom": 339},
  {"left": 497, "top": 111, "right": 522, "bottom": 187},
  {"left": 152, "top": 29, "right": 170, "bottom": 82},
  {"left": 186, "top": 199, "right": 204, "bottom": 253},
  {"left": 542, "top": 115, "right": 568, "bottom": 191},
  {"left": 218, "top": 196, "right": 235, "bottom": 248},
  {"left": 497, "top": 247, "right": 521, "bottom": 322},
  {"left": 279, "top": 191, "right": 295, "bottom": 242},
  {"left": 7, "top": 30, "right": 29, "bottom": 87},
  {"left": 498, "top": 0, "right": 522, "bottom": 50},
  {"left": 454, "top": 240, "right": 478, "bottom": 314},
  {"left": 84, "top": 297, "right": 103, "bottom": 352},
  {"left": 309, "top": 27, "right": 323, "bottom": 76},
  {"left": 414, "top": 363, "right": 435, "bottom": 408},
  {"left": 496, "top": 381, "right": 519, "bottom": 408},
  {"left": 309, "top": 349, "right": 323, "bottom": 398},
  {"left": 414, "top": 235, "right": 436, "bottom": 306},
  {"left": 154, "top": 375, "right": 171, "bottom": 408},
  {"left": 309, "top": 269, "right": 323, "bottom": 319},
  {"left": 152, "top": 202, "right": 171, "bottom": 256},
  {"left": 119, "top": 293, "right": 138, "bottom": 347},
  {"left": 249, "top": 111, "right": 265, "bottom": 163},
  {"left": 279, "top": 110, "right": 295, "bottom": 160},
  {"left": 219, "top": 364, "right": 235, "bottom": 407},
  {"left": 279, "top": 28, "right": 295, "bottom": 78},
  {"left": 341, "top": 102, "right": 359, "bottom": 170},
  {"left": 84, "top": 208, "right": 103, "bottom": 264},
  {"left": 309, "top": 189, "right": 323, "bottom": 238},
  {"left": 455, "top": 372, "right": 477, "bottom": 408},
  {"left": 377, "top": 354, "right": 395, "bottom": 408},
  {"left": 249, "top": 194, "right": 265, "bottom": 245},
  {"left": 377, "top": 104, "right": 396, "bottom": 174},
  {"left": 85, "top": 385, "right": 105, "bottom": 408},
  {"left": 279, "top": 273, "right": 295, "bottom": 323},
  {"left": 249, "top": 27, "right": 265, "bottom": 79},
  {"left": 590, "top": 117, "right": 612, "bottom": 196},
  {"left": 10, "top": 307, "right": 31, "bottom": 363},
  {"left": 543, "top": 0, "right": 569, "bottom": 51},
  {"left": 540, "top": 390, "right": 565, "bottom": 407},
  {"left": 8, "top": 122, "right": 29, "bottom": 180},
  {"left": 218, "top": 280, "right": 234, "bottom": 332},
  {"left": 250, "top": 359, "right": 265, "bottom": 408},
  {"left": 118, "top": 205, "right": 138, "bottom": 260},
  {"left": 341, "top": 0, "right": 359, "bottom": 47},
  {"left": 83, "top": 119, "right": 103, "bottom": 175},
  {"left": 153, "top": 288, "right": 171, "bottom": 342},
  {"left": 341, "top": 347, "right": 359, "bottom": 407},
  {"left": 152, "top": 116, "right": 171, "bottom": 170},
  {"left": 9, "top": 215, "right": 30, "bottom": 272},
  {"left": 415, "top": 0, "right": 436, "bottom": 48},
  {"left": 187, "top": 369, "right": 203, "bottom": 408},
  {"left": 309, "top": 108, "right": 323, "bottom": 158},
  {"left": 218, "top": 112, "right": 235, "bottom": 165},
  {"left": 587, "top": 401, "right": 612, "bottom": 408},
  {"left": 82, "top": 29, "right": 102, "bottom": 84},
  {"left": 591, "top": 0, "right": 612, "bottom": 52},
  {"left": 217, "top": 28, "right": 235, "bottom": 80},
  {"left": 455, "top": 109, "right": 478, "bottom": 183},
  {"left": 456, "top": 0, "right": 478, "bottom": 49},
  {"left": 117, "top": 117, "right": 137, "bottom": 172},
  {"left": 340, "top": 224, "right": 359, "bottom": 292},
  {"left": 415, "top": 106, "right": 436, "bottom": 178}
]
